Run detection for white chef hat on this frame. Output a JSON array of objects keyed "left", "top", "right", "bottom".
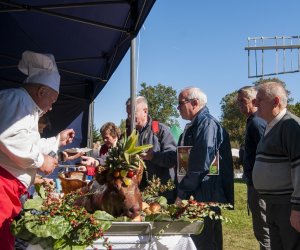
[{"left": 18, "top": 50, "right": 60, "bottom": 93}]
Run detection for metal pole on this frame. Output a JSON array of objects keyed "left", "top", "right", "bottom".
[
  {"left": 283, "top": 37, "right": 286, "bottom": 73},
  {"left": 298, "top": 36, "right": 300, "bottom": 72},
  {"left": 247, "top": 38, "right": 250, "bottom": 78},
  {"left": 261, "top": 37, "right": 264, "bottom": 78},
  {"left": 87, "top": 101, "right": 94, "bottom": 149},
  {"left": 130, "top": 38, "right": 137, "bottom": 132},
  {"left": 276, "top": 36, "right": 278, "bottom": 75}
]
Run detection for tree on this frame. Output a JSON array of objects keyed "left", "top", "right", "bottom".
[
  {"left": 92, "top": 124, "right": 102, "bottom": 143},
  {"left": 119, "top": 119, "right": 127, "bottom": 136},
  {"left": 288, "top": 102, "right": 300, "bottom": 117},
  {"left": 138, "top": 82, "right": 180, "bottom": 127},
  {"left": 220, "top": 91, "right": 246, "bottom": 148}
]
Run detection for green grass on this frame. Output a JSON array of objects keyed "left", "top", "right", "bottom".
[{"left": 222, "top": 180, "right": 258, "bottom": 250}]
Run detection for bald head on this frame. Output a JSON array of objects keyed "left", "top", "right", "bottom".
[
  {"left": 255, "top": 81, "right": 288, "bottom": 122},
  {"left": 256, "top": 81, "right": 288, "bottom": 108}
]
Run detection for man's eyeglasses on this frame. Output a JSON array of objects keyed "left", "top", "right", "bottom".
[{"left": 177, "top": 98, "right": 197, "bottom": 106}]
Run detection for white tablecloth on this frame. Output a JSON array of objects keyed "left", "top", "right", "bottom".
[
  {"left": 26, "top": 221, "right": 199, "bottom": 250},
  {"left": 26, "top": 235, "right": 196, "bottom": 250},
  {"left": 86, "top": 235, "right": 196, "bottom": 250}
]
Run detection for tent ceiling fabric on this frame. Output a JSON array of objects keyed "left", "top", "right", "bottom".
[{"left": 0, "top": 0, "right": 155, "bottom": 134}]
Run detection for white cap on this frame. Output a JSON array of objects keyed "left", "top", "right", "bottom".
[{"left": 18, "top": 51, "right": 60, "bottom": 93}]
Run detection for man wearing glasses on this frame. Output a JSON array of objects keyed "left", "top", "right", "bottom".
[{"left": 175, "top": 87, "right": 234, "bottom": 250}]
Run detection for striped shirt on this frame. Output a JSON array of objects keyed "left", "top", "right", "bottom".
[{"left": 253, "top": 111, "right": 300, "bottom": 210}]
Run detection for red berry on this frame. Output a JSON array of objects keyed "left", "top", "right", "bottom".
[{"left": 127, "top": 170, "right": 134, "bottom": 178}]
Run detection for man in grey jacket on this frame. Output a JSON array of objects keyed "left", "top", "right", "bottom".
[
  {"left": 126, "top": 96, "right": 177, "bottom": 203},
  {"left": 253, "top": 81, "right": 300, "bottom": 250}
]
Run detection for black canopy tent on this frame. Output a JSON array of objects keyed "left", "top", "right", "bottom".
[{"left": 0, "top": 0, "right": 155, "bottom": 146}]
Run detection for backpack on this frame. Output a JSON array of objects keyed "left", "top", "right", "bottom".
[{"left": 152, "top": 120, "right": 162, "bottom": 143}]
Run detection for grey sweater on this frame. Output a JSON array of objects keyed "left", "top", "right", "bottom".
[{"left": 253, "top": 111, "right": 300, "bottom": 210}]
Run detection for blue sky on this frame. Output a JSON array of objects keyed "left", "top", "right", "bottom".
[{"left": 93, "top": 1, "right": 300, "bottom": 130}]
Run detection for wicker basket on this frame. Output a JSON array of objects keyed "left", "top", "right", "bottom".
[{"left": 58, "top": 171, "right": 87, "bottom": 194}]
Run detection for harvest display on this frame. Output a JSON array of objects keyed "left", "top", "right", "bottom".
[{"left": 12, "top": 130, "right": 231, "bottom": 250}]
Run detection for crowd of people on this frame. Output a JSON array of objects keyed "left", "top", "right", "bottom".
[{"left": 0, "top": 50, "right": 300, "bottom": 250}]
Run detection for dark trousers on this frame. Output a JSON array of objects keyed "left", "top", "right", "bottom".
[
  {"left": 266, "top": 202, "right": 300, "bottom": 250},
  {"left": 248, "top": 185, "right": 270, "bottom": 250},
  {"left": 191, "top": 217, "right": 223, "bottom": 250}
]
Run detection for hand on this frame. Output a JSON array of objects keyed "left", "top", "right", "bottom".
[
  {"left": 81, "top": 155, "right": 98, "bottom": 166},
  {"left": 43, "top": 178, "right": 54, "bottom": 186},
  {"left": 59, "top": 129, "right": 75, "bottom": 146},
  {"left": 40, "top": 155, "right": 58, "bottom": 175},
  {"left": 34, "top": 175, "right": 45, "bottom": 185},
  {"left": 290, "top": 210, "right": 300, "bottom": 232},
  {"left": 61, "top": 151, "right": 84, "bottom": 161},
  {"left": 175, "top": 197, "right": 182, "bottom": 206},
  {"left": 34, "top": 176, "right": 54, "bottom": 185},
  {"left": 140, "top": 149, "right": 154, "bottom": 161},
  {"left": 78, "top": 165, "right": 87, "bottom": 172}
]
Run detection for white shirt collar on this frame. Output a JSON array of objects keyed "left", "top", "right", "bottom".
[
  {"left": 264, "top": 108, "right": 287, "bottom": 135},
  {"left": 21, "top": 87, "right": 44, "bottom": 116}
]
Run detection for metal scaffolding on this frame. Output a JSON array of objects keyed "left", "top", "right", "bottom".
[{"left": 245, "top": 36, "right": 300, "bottom": 78}]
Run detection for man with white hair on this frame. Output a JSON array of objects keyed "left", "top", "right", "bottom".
[
  {"left": 253, "top": 81, "right": 300, "bottom": 250},
  {"left": 237, "top": 86, "right": 269, "bottom": 249},
  {"left": 176, "top": 87, "right": 234, "bottom": 250},
  {"left": 126, "top": 96, "right": 177, "bottom": 203},
  {"left": 0, "top": 51, "right": 76, "bottom": 249}
]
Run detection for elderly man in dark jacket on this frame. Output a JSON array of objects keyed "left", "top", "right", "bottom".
[
  {"left": 126, "top": 96, "right": 177, "bottom": 203},
  {"left": 237, "top": 86, "right": 269, "bottom": 250},
  {"left": 176, "top": 86, "right": 234, "bottom": 250}
]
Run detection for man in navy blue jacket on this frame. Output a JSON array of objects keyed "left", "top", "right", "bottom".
[
  {"left": 175, "top": 87, "right": 234, "bottom": 250},
  {"left": 237, "top": 86, "right": 269, "bottom": 250}
]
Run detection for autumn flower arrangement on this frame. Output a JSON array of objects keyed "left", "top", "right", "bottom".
[
  {"left": 11, "top": 130, "right": 153, "bottom": 249},
  {"left": 11, "top": 130, "right": 232, "bottom": 248},
  {"left": 142, "top": 177, "right": 232, "bottom": 224},
  {"left": 11, "top": 184, "right": 113, "bottom": 250}
]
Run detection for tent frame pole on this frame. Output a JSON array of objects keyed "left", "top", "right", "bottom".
[{"left": 130, "top": 38, "right": 137, "bottom": 132}]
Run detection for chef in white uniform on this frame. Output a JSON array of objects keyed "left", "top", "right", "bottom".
[{"left": 0, "top": 50, "right": 75, "bottom": 249}]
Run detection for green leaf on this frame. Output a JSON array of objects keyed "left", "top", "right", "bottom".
[
  {"left": 123, "top": 130, "right": 138, "bottom": 151},
  {"left": 126, "top": 144, "right": 153, "bottom": 155},
  {"left": 11, "top": 217, "right": 35, "bottom": 241},
  {"left": 95, "top": 221, "right": 113, "bottom": 231},
  {"left": 53, "top": 237, "right": 86, "bottom": 250},
  {"left": 35, "top": 184, "right": 46, "bottom": 199},
  {"left": 123, "top": 152, "right": 130, "bottom": 165},
  {"left": 114, "top": 216, "right": 132, "bottom": 222},
  {"left": 145, "top": 213, "right": 173, "bottom": 222},
  {"left": 93, "top": 210, "right": 115, "bottom": 221},
  {"left": 23, "top": 196, "right": 44, "bottom": 210},
  {"left": 154, "top": 196, "right": 168, "bottom": 208},
  {"left": 26, "top": 216, "right": 70, "bottom": 239}
]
